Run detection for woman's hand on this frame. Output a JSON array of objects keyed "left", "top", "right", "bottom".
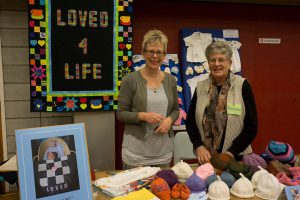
[
  {"left": 155, "top": 117, "right": 173, "bottom": 134},
  {"left": 196, "top": 146, "right": 211, "bottom": 164},
  {"left": 138, "top": 112, "right": 164, "bottom": 124}
]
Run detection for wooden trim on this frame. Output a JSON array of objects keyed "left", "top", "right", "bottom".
[{"left": 0, "top": 37, "right": 8, "bottom": 161}]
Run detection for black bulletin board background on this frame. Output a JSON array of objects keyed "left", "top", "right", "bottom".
[{"left": 51, "top": 0, "right": 114, "bottom": 92}]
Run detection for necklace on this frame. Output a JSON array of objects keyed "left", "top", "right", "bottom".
[{"left": 153, "top": 88, "right": 157, "bottom": 93}]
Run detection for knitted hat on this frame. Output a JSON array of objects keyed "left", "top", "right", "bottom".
[
  {"left": 255, "top": 172, "right": 283, "bottom": 200},
  {"left": 205, "top": 173, "right": 218, "bottom": 188},
  {"left": 188, "top": 191, "right": 208, "bottom": 200},
  {"left": 210, "top": 151, "right": 235, "bottom": 171},
  {"left": 230, "top": 173, "right": 254, "bottom": 198},
  {"left": 243, "top": 153, "right": 267, "bottom": 172},
  {"left": 251, "top": 166, "right": 269, "bottom": 189},
  {"left": 207, "top": 176, "right": 230, "bottom": 200},
  {"left": 156, "top": 169, "right": 179, "bottom": 188},
  {"left": 220, "top": 170, "right": 236, "bottom": 188},
  {"left": 195, "top": 163, "right": 214, "bottom": 181},
  {"left": 185, "top": 173, "right": 206, "bottom": 193},
  {"left": 172, "top": 160, "right": 194, "bottom": 183},
  {"left": 150, "top": 177, "right": 171, "bottom": 200},
  {"left": 267, "top": 159, "right": 292, "bottom": 177},
  {"left": 260, "top": 153, "right": 273, "bottom": 163},
  {"left": 265, "top": 140, "right": 296, "bottom": 164},
  {"left": 228, "top": 161, "right": 254, "bottom": 180}
]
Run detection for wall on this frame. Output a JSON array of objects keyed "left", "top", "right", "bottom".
[
  {"left": 0, "top": 0, "right": 74, "bottom": 160},
  {"left": 132, "top": 1, "right": 300, "bottom": 154}
]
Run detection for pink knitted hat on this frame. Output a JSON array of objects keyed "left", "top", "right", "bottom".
[{"left": 196, "top": 163, "right": 215, "bottom": 181}]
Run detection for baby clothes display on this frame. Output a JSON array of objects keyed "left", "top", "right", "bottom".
[{"left": 180, "top": 29, "right": 242, "bottom": 112}]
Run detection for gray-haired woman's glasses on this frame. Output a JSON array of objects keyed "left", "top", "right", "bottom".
[{"left": 208, "top": 58, "right": 229, "bottom": 64}]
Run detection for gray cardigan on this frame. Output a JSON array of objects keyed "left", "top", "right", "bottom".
[{"left": 117, "top": 70, "right": 179, "bottom": 137}]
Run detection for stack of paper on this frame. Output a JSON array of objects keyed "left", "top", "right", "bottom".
[
  {"left": 0, "top": 155, "right": 17, "bottom": 172},
  {"left": 94, "top": 166, "right": 160, "bottom": 198}
]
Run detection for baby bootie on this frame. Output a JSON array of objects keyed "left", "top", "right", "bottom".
[
  {"left": 170, "top": 183, "right": 181, "bottom": 199},
  {"left": 180, "top": 183, "right": 191, "bottom": 200},
  {"left": 276, "top": 172, "right": 298, "bottom": 186},
  {"left": 289, "top": 166, "right": 300, "bottom": 184}
]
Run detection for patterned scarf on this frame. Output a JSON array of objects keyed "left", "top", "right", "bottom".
[{"left": 202, "top": 74, "right": 231, "bottom": 150}]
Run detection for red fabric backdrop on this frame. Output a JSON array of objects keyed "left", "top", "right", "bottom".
[{"left": 115, "top": 1, "right": 300, "bottom": 169}]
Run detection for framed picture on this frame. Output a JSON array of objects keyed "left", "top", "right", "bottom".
[
  {"left": 15, "top": 123, "right": 92, "bottom": 200},
  {"left": 285, "top": 186, "right": 300, "bottom": 200}
]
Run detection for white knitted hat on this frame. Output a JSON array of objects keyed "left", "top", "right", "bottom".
[
  {"left": 208, "top": 176, "right": 230, "bottom": 200},
  {"left": 171, "top": 160, "right": 193, "bottom": 182},
  {"left": 255, "top": 172, "right": 283, "bottom": 200},
  {"left": 230, "top": 173, "right": 254, "bottom": 198},
  {"left": 251, "top": 166, "right": 269, "bottom": 189}
]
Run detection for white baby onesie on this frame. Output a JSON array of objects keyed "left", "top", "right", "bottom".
[{"left": 184, "top": 32, "right": 213, "bottom": 71}]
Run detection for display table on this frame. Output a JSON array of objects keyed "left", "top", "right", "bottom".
[
  {"left": 93, "top": 171, "right": 287, "bottom": 200},
  {"left": 0, "top": 171, "right": 288, "bottom": 200}
]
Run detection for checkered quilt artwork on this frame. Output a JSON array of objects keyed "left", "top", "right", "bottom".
[
  {"left": 34, "top": 154, "right": 80, "bottom": 198},
  {"left": 38, "top": 156, "right": 70, "bottom": 187}
]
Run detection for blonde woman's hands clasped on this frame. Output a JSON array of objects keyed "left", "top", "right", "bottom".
[
  {"left": 155, "top": 117, "right": 173, "bottom": 135},
  {"left": 138, "top": 112, "right": 164, "bottom": 124}
]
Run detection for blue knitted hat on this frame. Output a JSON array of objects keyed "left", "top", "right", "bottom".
[
  {"left": 220, "top": 170, "right": 236, "bottom": 188},
  {"left": 185, "top": 173, "right": 206, "bottom": 193},
  {"left": 205, "top": 173, "right": 218, "bottom": 188}
]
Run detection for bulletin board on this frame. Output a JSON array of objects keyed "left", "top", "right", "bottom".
[
  {"left": 180, "top": 28, "right": 242, "bottom": 112},
  {"left": 28, "top": 0, "right": 133, "bottom": 112}
]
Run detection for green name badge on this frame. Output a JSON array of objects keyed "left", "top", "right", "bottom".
[{"left": 227, "top": 104, "right": 242, "bottom": 115}]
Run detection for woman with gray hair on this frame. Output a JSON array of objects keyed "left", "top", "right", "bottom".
[
  {"left": 186, "top": 41, "right": 258, "bottom": 165},
  {"left": 117, "top": 29, "right": 179, "bottom": 169}
]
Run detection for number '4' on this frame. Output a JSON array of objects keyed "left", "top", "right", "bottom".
[{"left": 78, "top": 38, "right": 87, "bottom": 54}]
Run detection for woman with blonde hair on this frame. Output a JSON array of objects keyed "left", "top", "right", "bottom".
[{"left": 117, "top": 29, "right": 179, "bottom": 169}]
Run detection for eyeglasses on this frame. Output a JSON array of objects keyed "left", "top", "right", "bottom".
[
  {"left": 208, "top": 58, "right": 229, "bottom": 64},
  {"left": 144, "top": 50, "right": 165, "bottom": 57}
]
